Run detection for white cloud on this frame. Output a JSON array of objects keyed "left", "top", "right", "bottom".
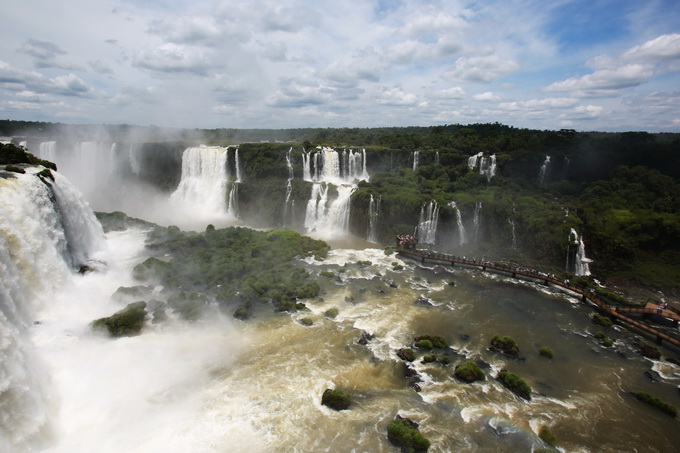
[
  {"left": 133, "top": 43, "right": 220, "bottom": 76},
  {"left": 473, "top": 91, "right": 500, "bottom": 101},
  {"left": 437, "top": 87, "right": 466, "bottom": 99},
  {"left": 376, "top": 86, "right": 418, "bottom": 106},
  {"left": 443, "top": 55, "right": 520, "bottom": 83}
]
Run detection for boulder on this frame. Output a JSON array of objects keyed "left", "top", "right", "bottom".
[
  {"left": 321, "top": 389, "right": 350, "bottom": 411},
  {"left": 91, "top": 301, "right": 147, "bottom": 337}
]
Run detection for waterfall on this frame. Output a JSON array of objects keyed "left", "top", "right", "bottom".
[
  {"left": 479, "top": 154, "right": 497, "bottom": 181},
  {"left": 302, "top": 151, "right": 312, "bottom": 181},
  {"left": 170, "top": 146, "right": 233, "bottom": 223},
  {"left": 435, "top": 151, "right": 440, "bottom": 164},
  {"left": 38, "top": 141, "right": 57, "bottom": 163},
  {"left": 569, "top": 228, "right": 592, "bottom": 276},
  {"left": 367, "top": 194, "right": 381, "bottom": 243},
  {"left": 412, "top": 151, "right": 419, "bottom": 171},
  {"left": 468, "top": 152, "right": 483, "bottom": 169},
  {"left": 508, "top": 219, "right": 517, "bottom": 250},
  {"left": 234, "top": 148, "right": 243, "bottom": 183},
  {"left": 415, "top": 200, "right": 439, "bottom": 245},
  {"left": 449, "top": 202, "right": 467, "bottom": 246},
  {"left": 303, "top": 147, "right": 368, "bottom": 237},
  {"left": 227, "top": 183, "right": 239, "bottom": 218},
  {"left": 283, "top": 147, "right": 294, "bottom": 227},
  {"left": 127, "top": 143, "right": 143, "bottom": 176},
  {"left": 473, "top": 201, "right": 482, "bottom": 242},
  {"left": 538, "top": 155, "right": 551, "bottom": 186},
  {"left": 0, "top": 168, "right": 105, "bottom": 452}
]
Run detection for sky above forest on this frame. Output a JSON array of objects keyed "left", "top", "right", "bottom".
[{"left": 1, "top": 0, "right": 680, "bottom": 131}]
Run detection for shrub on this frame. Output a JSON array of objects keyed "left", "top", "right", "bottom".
[
  {"left": 592, "top": 313, "right": 613, "bottom": 327},
  {"left": 4, "top": 164, "right": 25, "bottom": 173},
  {"left": 640, "top": 344, "right": 661, "bottom": 360},
  {"left": 422, "top": 354, "right": 437, "bottom": 363},
  {"left": 320, "top": 271, "right": 335, "bottom": 278},
  {"left": 91, "top": 301, "right": 146, "bottom": 337},
  {"left": 602, "top": 338, "right": 614, "bottom": 347},
  {"left": 490, "top": 335, "right": 519, "bottom": 357},
  {"left": 299, "top": 317, "right": 313, "bottom": 326},
  {"left": 447, "top": 280, "right": 456, "bottom": 286},
  {"left": 539, "top": 346, "right": 553, "bottom": 359},
  {"left": 594, "top": 331, "right": 606, "bottom": 340},
  {"left": 397, "top": 348, "right": 416, "bottom": 362},
  {"left": 497, "top": 370, "right": 531, "bottom": 400},
  {"left": 233, "top": 306, "right": 249, "bottom": 320},
  {"left": 324, "top": 307, "right": 339, "bottom": 318},
  {"left": 387, "top": 417, "right": 430, "bottom": 453},
  {"left": 539, "top": 425, "right": 557, "bottom": 446},
  {"left": 414, "top": 334, "right": 448, "bottom": 348},
  {"left": 415, "top": 339, "right": 433, "bottom": 349},
  {"left": 454, "top": 361, "right": 485, "bottom": 383},
  {"left": 634, "top": 392, "right": 677, "bottom": 417},
  {"left": 321, "top": 389, "right": 350, "bottom": 411}
]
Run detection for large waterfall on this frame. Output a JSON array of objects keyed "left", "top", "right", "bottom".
[
  {"left": 170, "top": 146, "right": 236, "bottom": 228},
  {"left": 1, "top": 168, "right": 104, "bottom": 453},
  {"left": 568, "top": 228, "right": 592, "bottom": 276},
  {"left": 449, "top": 201, "right": 467, "bottom": 246},
  {"left": 415, "top": 200, "right": 439, "bottom": 245},
  {"left": 302, "top": 147, "right": 368, "bottom": 238}
]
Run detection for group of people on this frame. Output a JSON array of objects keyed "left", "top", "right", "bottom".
[
  {"left": 396, "top": 234, "right": 418, "bottom": 249},
  {"left": 656, "top": 302, "right": 669, "bottom": 313}
]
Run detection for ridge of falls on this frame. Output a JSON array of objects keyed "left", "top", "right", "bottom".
[
  {"left": 367, "top": 194, "right": 381, "bottom": 243},
  {"left": 538, "top": 155, "right": 551, "bottom": 186},
  {"left": 568, "top": 228, "right": 592, "bottom": 276},
  {"left": 170, "top": 146, "right": 235, "bottom": 227},
  {"left": 302, "top": 147, "right": 369, "bottom": 238},
  {"left": 449, "top": 201, "right": 467, "bottom": 246},
  {"left": 415, "top": 200, "right": 439, "bottom": 245},
  {"left": 1, "top": 168, "right": 105, "bottom": 453}
]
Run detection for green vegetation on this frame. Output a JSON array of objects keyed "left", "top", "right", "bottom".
[
  {"left": 133, "top": 226, "right": 329, "bottom": 314},
  {"left": 414, "top": 334, "right": 448, "bottom": 348},
  {"left": 324, "top": 307, "right": 339, "bottom": 318},
  {"left": 497, "top": 370, "right": 532, "bottom": 400},
  {"left": 91, "top": 302, "right": 146, "bottom": 337},
  {"left": 640, "top": 344, "right": 661, "bottom": 359},
  {"left": 539, "top": 346, "right": 554, "bottom": 359},
  {"left": 592, "top": 313, "right": 613, "bottom": 328},
  {"left": 539, "top": 425, "right": 557, "bottom": 446},
  {"left": 387, "top": 417, "right": 430, "bottom": 453},
  {"left": 321, "top": 389, "right": 350, "bottom": 411},
  {"left": 299, "top": 317, "right": 313, "bottom": 326},
  {"left": 454, "top": 361, "right": 486, "bottom": 383},
  {"left": 397, "top": 348, "right": 416, "bottom": 362},
  {"left": 4, "top": 164, "right": 25, "bottom": 174},
  {"left": 489, "top": 335, "right": 520, "bottom": 357},
  {"left": 0, "top": 143, "right": 57, "bottom": 170},
  {"left": 634, "top": 392, "right": 677, "bottom": 417}
]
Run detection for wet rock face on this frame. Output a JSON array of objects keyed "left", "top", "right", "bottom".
[{"left": 321, "top": 389, "right": 350, "bottom": 411}]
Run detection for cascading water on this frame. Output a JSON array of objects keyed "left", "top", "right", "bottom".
[
  {"left": 367, "top": 194, "right": 381, "bottom": 243},
  {"left": 170, "top": 146, "right": 234, "bottom": 227},
  {"left": 283, "top": 147, "right": 294, "bottom": 227},
  {"left": 467, "top": 152, "right": 483, "bottom": 169},
  {"left": 508, "top": 218, "right": 517, "bottom": 250},
  {"left": 538, "top": 155, "right": 551, "bottom": 186},
  {"left": 449, "top": 201, "right": 467, "bottom": 246},
  {"left": 412, "top": 150, "right": 419, "bottom": 171},
  {"left": 234, "top": 148, "right": 243, "bottom": 183},
  {"left": 415, "top": 200, "right": 439, "bottom": 245},
  {"left": 568, "top": 228, "right": 592, "bottom": 276},
  {"left": 302, "top": 147, "right": 368, "bottom": 238},
  {"left": 435, "top": 151, "right": 439, "bottom": 164},
  {"left": 479, "top": 154, "right": 497, "bottom": 181},
  {"left": 473, "top": 201, "right": 482, "bottom": 242},
  {"left": 0, "top": 168, "right": 104, "bottom": 453}
]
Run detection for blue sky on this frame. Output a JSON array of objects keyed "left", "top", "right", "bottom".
[{"left": 1, "top": 0, "right": 679, "bottom": 131}]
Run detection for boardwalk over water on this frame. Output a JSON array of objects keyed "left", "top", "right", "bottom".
[{"left": 397, "top": 246, "right": 680, "bottom": 349}]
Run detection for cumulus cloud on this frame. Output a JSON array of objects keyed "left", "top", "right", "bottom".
[
  {"left": 376, "top": 86, "right": 418, "bottom": 106},
  {"left": 133, "top": 43, "right": 220, "bottom": 76},
  {"left": 17, "top": 38, "right": 81, "bottom": 70},
  {"left": 443, "top": 55, "right": 520, "bottom": 83},
  {"left": 547, "top": 33, "right": 680, "bottom": 96},
  {"left": 0, "top": 61, "right": 93, "bottom": 98},
  {"left": 473, "top": 91, "right": 500, "bottom": 101},
  {"left": 266, "top": 76, "right": 332, "bottom": 108}
]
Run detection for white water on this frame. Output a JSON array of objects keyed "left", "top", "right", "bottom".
[
  {"left": 415, "top": 200, "right": 439, "bottom": 245},
  {"left": 234, "top": 148, "right": 243, "bottom": 183},
  {"left": 412, "top": 150, "right": 419, "bottom": 171},
  {"left": 479, "top": 154, "right": 497, "bottom": 181},
  {"left": 467, "top": 152, "right": 483, "bottom": 169},
  {"left": 367, "top": 194, "right": 381, "bottom": 243},
  {"left": 473, "top": 201, "right": 482, "bottom": 242},
  {"left": 538, "top": 155, "right": 551, "bottom": 186},
  {"left": 449, "top": 201, "right": 467, "bottom": 246},
  {"left": 170, "top": 146, "right": 237, "bottom": 229},
  {"left": 283, "top": 147, "right": 294, "bottom": 227},
  {"left": 569, "top": 228, "right": 592, "bottom": 276}
]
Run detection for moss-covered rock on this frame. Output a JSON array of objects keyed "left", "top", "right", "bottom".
[
  {"left": 324, "top": 307, "right": 339, "bottom": 318},
  {"left": 387, "top": 416, "right": 430, "bottom": 453},
  {"left": 640, "top": 344, "right": 661, "bottom": 360},
  {"left": 633, "top": 392, "right": 677, "bottom": 417},
  {"left": 592, "top": 313, "right": 613, "bottom": 327},
  {"left": 454, "top": 361, "right": 486, "bottom": 383},
  {"left": 397, "top": 348, "right": 416, "bottom": 362},
  {"left": 497, "top": 370, "right": 532, "bottom": 400},
  {"left": 321, "top": 389, "right": 350, "bottom": 411},
  {"left": 489, "top": 335, "right": 520, "bottom": 357},
  {"left": 414, "top": 334, "right": 448, "bottom": 348},
  {"left": 91, "top": 301, "right": 147, "bottom": 337},
  {"left": 539, "top": 346, "right": 554, "bottom": 359},
  {"left": 539, "top": 425, "right": 557, "bottom": 446}
]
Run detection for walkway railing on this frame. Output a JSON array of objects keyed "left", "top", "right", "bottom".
[{"left": 397, "top": 246, "right": 680, "bottom": 348}]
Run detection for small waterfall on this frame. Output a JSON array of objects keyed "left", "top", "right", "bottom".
[
  {"left": 127, "top": 143, "right": 143, "bottom": 176},
  {"left": 227, "top": 183, "right": 239, "bottom": 218},
  {"left": 468, "top": 152, "right": 483, "bottom": 169},
  {"left": 435, "top": 151, "right": 440, "bottom": 164},
  {"left": 283, "top": 147, "right": 294, "bottom": 227},
  {"left": 234, "top": 148, "right": 243, "bottom": 183},
  {"left": 412, "top": 150, "right": 420, "bottom": 171},
  {"left": 302, "top": 151, "right": 312, "bottom": 181},
  {"left": 508, "top": 219, "right": 517, "bottom": 250},
  {"left": 367, "top": 194, "right": 381, "bottom": 243},
  {"left": 170, "top": 146, "right": 232, "bottom": 221},
  {"left": 538, "top": 155, "right": 551, "bottom": 186},
  {"left": 449, "top": 202, "right": 467, "bottom": 246},
  {"left": 473, "top": 202, "right": 482, "bottom": 242},
  {"left": 304, "top": 183, "right": 329, "bottom": 232},
  {"left": 568, "top": 229, "right": 592, "bottom": 276},
  {"left": 479, "top": 154, "right": 497, "bottom": 181},
  {"left": 415, "top": 200, "right": 439, "bottom": 245}
]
